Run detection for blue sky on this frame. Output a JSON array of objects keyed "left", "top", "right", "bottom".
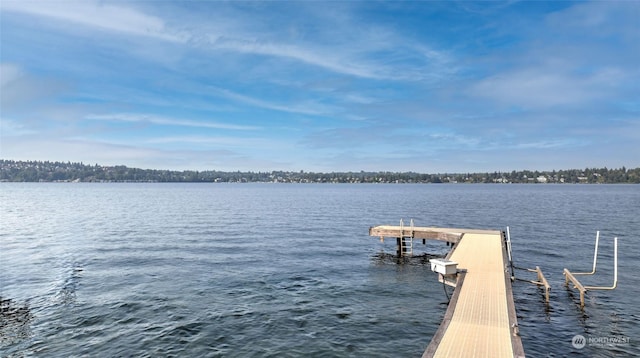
[{"left": 1, "top": 1, "right": 638, "bottom": 172}]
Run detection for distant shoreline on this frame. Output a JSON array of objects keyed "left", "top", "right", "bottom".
[{"left": 2, "top": 160, "right": 638, "bottom": 184}]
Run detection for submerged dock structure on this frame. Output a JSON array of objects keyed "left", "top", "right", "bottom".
[{"left": 369, "top": 225, "right": 525, "bottom": 358}]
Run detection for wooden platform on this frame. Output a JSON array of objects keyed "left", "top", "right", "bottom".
[
  {"left": 370, "top": 226, "right": 525, "bottom": 358},
  {"left": 369, "top": 226, "right": 464, "bottom": 243}
]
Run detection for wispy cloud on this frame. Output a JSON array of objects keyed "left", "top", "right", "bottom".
[
  {"left": 1, "top": 0, "right": 187, "bottom": 42},
  {"left": 143, "top": 135, "right": 281, "bottom": 149},
  {"left": 207, "top": 36, "right": 454, "bottom": 82},
  {"left": 513, "top": 139, "right": 584, "bottom": 150},
  {"left": 1, "top": 135, "right": 160, "bottom": 165},
  {"left": 467, "top": 1, "right": 638, "bottom": 111},
  {"left": 0, "top": 63, "right": 22, "bottom": 87},
  {"left": 0, "top": 117, "right": 37, "bottom": 137},
  {"left": 210, "top": 37, "right": 385, "bottom": 80},
  {"left": 207, "top": 87, "right": 334, "bottom": 116},
  {"left": 86, "top": 113, "right": 261, "bottom": 131},
  {"left": 469, "top": 68, "right": 620, "bottom": 108},
  {"left": 4, "top": 0, "right": 453, "bottom": 81},
  {"left": 0, "top": 63, "right": 68, "bottom": 110},
  {"left": 303, "top": 124, "right": 483, "bottom": 154}
]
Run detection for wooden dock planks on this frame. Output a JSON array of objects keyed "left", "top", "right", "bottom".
[{"left": 369, "top": 226, "right": 525, "bottom": 358}]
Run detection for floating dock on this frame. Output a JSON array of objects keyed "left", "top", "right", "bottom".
[{"left": 369, "top": 225, "right": 525, "bottom": 358}]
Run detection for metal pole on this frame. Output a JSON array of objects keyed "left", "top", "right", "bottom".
[
  {"left": 506, "top": 226, "right": 512, "bottom": 263},
  {"left": 506, "top": 227, "right": 515, "bottom": 280},
  {"left": 613, "top": 237, "right": 618, "bottom": 288},
  {"left": 574, "top": 231, "right": 599, "bottom": 275},
  {"left": 584, "top": 236, "right": 619, "bottom": 290}
]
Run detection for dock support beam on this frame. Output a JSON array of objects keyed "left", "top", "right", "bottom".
[
  {"left": 564, "top": 269, "right": 586, "bottom": 307},
  {"left": 527, "top": 266, "right": 551, "bottom": 303}
]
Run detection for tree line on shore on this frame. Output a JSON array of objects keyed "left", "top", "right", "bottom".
[{"left": 1, "top": 160, "right": 639, "bottom": 183}]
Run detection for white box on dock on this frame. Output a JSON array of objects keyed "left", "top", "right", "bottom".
[{"left": 430, "top": 259, "right": 458, "bottom": 275}]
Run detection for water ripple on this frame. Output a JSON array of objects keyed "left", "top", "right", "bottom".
[{"left": 1, "top": 183, "right": 638, "bottom": 356}]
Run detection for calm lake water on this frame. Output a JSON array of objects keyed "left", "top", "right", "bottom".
[{"left": 1, "top": 183, "right": 638, "bottom": 357}]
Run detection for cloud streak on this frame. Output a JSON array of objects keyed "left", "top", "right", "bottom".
[
  {"left": 86, "top": 113, "right": 261, "bottom": 131},
  {"left": 206, "top": 87, "right": 334, "bottom": 116},
  {"left": 2, "top": 1, "right": 453, "bottom": 81},
  {"left": 1, "top": 0, "right": 186, "bottom": 42}
]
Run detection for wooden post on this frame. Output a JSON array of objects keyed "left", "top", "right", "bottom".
[{"left": 396, "top": 237, "right": 402, "bottom": 257}]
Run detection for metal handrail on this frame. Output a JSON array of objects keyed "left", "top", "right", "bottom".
[
  {"left": 573, "top": 231, "right": 599, "bottom": 275},
  {"left": 564, "top": 235, "right": 619, "bottom": 307},
  {"left": 584, "top": 237, "right": 618, "bottom": 290},
  {"left": 506, "top": 226, "right": 512, "bottom": 263}
]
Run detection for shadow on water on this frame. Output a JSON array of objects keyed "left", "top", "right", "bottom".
[
  {"left": 0, "top": 297, "right": 33, "bottom": 348},
  {"left": 370, "top": 252, "right": 445, "bottom": 266}
]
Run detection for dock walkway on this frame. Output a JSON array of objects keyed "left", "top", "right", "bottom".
[{"left": 369, "top": 226, "right": 525, "bottom": 358}]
